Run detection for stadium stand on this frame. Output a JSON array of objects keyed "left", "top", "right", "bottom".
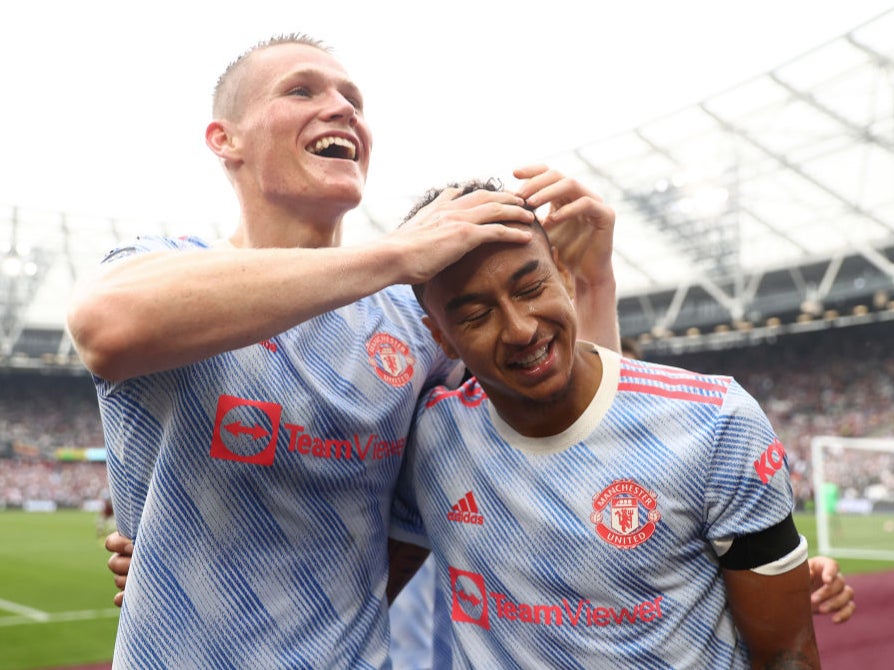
[{"left": 1, "top": 320, "right": 892, "bottom": 511}]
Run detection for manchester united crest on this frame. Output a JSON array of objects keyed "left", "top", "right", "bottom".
[
  {"left": 367, "top": 333, "right": 415, "bottom": 387},
  {"left": 590, "top": 479, "right": 661, "bottom": 549}
]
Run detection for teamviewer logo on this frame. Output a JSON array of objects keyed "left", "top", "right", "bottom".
[
  {"left": 450, "top": 567, "right": 489, "bottom": 630},
  {"left": 210, "top": 395, "right": 281, "bottom": 466}
]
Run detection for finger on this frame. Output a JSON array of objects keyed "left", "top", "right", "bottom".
[
  {"left": 113, "top": 591, "right": 124, "bottom": 608},
  {"left": 544, "top": 199, "right": 614, "bottom": 229},
  {"left": 404, "top": 187, "right": 465, "bottom": 225},
  {"left": 431, "top": 186, "right": 463, "bottom": 204},
  {"left": 527, "top": 178, "right": 605, "bottom": 212},
  {"left": 831, "top": 600, "right": 856, "bottom": 624},
  {"left": 808, "top": 556, "right": 839, "bottom": 584},
  {"left": 821, "top": 560, "right": 840, "bottom": 584},
  {"left": 465, "top": 201, "right": 535, "bottom": 227},
  {"left": 114, "top": 575, "right": 127, "bottom": 589},
  {"left": 514, "top": 170, "right": 565, "bottom": 203},
  {"left": 104, "top": 531, "right": 134, "bottom": 556},
  {"left": 811, "top": 574, "right": 844, "bottom": 604},
  {"left": 824, "top": 574, "right": 845, "bottom": 596},
  {"left": 512, "top": 164, "right": 549, "bottom": 180},
  {"left": 470, "top": 222, "right": 533, "bottom": 245},
  {"left": 454, "top": 189, "right": 529, "bottom": 214},
  {"left": 819, "top": 585, "right": 854, "bottom": 614},
  {"left": 104, "top": 531, "right": 122, "bottom": 552},
  {"left": 419, "top": 191, "right": 529, "bottom": 229},
  {"left": 108, "top": 553, "right": 132, "bottom": 576}
]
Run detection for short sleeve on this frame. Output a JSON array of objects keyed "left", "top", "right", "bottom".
[
  {"left": 703, "top": 379, "right": 795, "bottom": 543},
  {"left": 390, "top": 398, "right": 434, "bottom": 549}
]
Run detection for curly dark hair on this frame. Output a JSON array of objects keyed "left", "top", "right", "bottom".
[
  {"left": 405, "top": 178, "right": 548, "bottom": 310},
  {"left": 402, "top": 177, "right": 504, "bottom": 224}
]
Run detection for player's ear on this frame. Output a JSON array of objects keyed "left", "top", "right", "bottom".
[
  {"left": 206, "top": 120, "right": 242, "bottom": 165},
  {"left": 552, "top": 246, "right": 575, "bottom": 301},
  {"left": 422, "top": 316, "right": 460, "bottom": 360}
]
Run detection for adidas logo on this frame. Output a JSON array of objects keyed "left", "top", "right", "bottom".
[{"left": 447, "top": 491, "right": 485, "bottom": 526}]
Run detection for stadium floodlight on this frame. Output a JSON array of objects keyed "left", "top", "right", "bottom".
[
  {"left": 811, "top": 436, "right": 894, "bottom": 561},
  {"left": 2, "top": 254, "right": 23, "bottom": 277}
]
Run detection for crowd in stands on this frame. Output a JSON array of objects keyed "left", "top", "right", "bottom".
[
  {"left": 0, "top": 373, "right": 105, "bottom": 509},
  {"left": 0, "top": 459, "right": 108, "bottom": 509},
  {"left": 1, "top": 321, "right": 893, "bottom": 509},
  {"left": 653, "top": 320, "right": 894, "bottom": 509},
  {"left": 0, "top": 373, "right": 102, "bottom": 455}
]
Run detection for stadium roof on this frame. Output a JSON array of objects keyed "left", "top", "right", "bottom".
[{"left": 2, "top": 10, "right": 893, "bottom": 368}]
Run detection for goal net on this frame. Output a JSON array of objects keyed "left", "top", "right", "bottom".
[{"left": 811, "top": 436, "right": 894, "bottom": 561}]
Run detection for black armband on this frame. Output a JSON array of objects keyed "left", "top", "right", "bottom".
[{"left": 717, "top": 513, "right": 800, "bottom": 570}]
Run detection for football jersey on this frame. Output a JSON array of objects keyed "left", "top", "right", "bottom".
[
  {"left": 389, "top": 556, "right": 436, "bottom": 669},
  {"left": 96, "top": 235, "right": 456, "bottom": 669},
  {"left": 392, "top": 345, "right": 796, "bottom": 669}
]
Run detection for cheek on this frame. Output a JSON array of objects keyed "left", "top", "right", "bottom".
[
  {"left": 546, "top": 299, "right": 577, "bottom": 331},
  {"left": 447, "top": 328, "right": 494, "bottom": 363}
]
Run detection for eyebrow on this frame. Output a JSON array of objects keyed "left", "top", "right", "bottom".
[{"left": 443, "top": 260, "right": 541, "bottom": 313}]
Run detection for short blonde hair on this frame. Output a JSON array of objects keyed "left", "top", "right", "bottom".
[{"left": 212, "top": 33, "right": 331, "bottom": 120}]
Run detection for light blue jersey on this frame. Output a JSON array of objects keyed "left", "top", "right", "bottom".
[
  {"left": 96, "top": 235, "right": 455, "bottom": 669},
  {"left": 392, "top": 346, "right": 796, "bottom": 669}
]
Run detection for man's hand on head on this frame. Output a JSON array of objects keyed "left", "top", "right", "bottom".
[{"left": 391, "top": 186, "right": 534, "bottom": 285}]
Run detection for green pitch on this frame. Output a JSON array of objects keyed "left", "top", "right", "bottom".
[
  {"left": 0, "top": 511, "right": 891, "bottom": 670},
  {"left": 816, "top": 511, "right": 894, "bottom": 560},
  {"left": 0, "top": 511, "right": 119, "bottom": 670}
]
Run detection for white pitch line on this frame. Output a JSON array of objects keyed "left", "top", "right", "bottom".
[
  {"left": 0, "top": 597, "right": 48, "bottom": 621},
  {"left": 0, "top": 601, "right": 119, "bottom": 627}
]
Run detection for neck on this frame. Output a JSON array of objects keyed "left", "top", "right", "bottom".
[
  {"left": 487, "top": 343, "right": 602, "bottom": 438},
  {"left": 231, "top": 194, "right": 346, "bottom": 249}
]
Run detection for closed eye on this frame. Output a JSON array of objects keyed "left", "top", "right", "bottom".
[
  {"left": 517, "top": 280, "right": 546, "bottom": 299},
  {"left": 459, "top": 309, "right": 491, "bottom": 326}
]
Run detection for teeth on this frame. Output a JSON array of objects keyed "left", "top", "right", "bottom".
[
  {"left": 308, "top": 136, "right": 357, "bottom": 160},
  {"left": 513, "top": 344, "right": 549, "bottom": 367}
]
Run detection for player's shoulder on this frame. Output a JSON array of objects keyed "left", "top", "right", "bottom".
[
  {"left": 617, "top": 356, "right": 737, "bottom": 407},
  {"left": 420, "top": 377, "right": 488, "bottom": 413},
  {"left": 102, "top": 234, "right": 212, "bottom": 263}
]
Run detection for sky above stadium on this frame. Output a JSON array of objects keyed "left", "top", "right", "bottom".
[{"left": 2, "top": 0, "right": 892, "bottom": 240}]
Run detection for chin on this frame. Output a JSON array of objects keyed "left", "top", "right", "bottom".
[{"left": 320, "top": 175, "right": 365, "bottom": 205}]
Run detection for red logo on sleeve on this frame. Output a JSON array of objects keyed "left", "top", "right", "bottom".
[{"left": 753, "top": 438, "right": 786, "bottom": 484}]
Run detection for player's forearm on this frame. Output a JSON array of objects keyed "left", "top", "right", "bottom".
[
  {"left": 67, "top": 244, "right": 410, "bottom": 381},
  {"left": 723, "top": 563, "right": 821, "bottom": 669},
  {"left": 574, "top": 271, "right": 620, "bottom": 352}
]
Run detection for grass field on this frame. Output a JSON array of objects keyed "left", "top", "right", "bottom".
[
  {"left": 819, "top": 512, "right": 894, "bottom": 559},
  {"left": 1, "top": 511, "right": 892, "bottom": 670},
  {"left": 0, "top": 511, "right": 119, "bottom": 670}
]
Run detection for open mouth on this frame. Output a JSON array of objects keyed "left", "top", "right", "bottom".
[
  {"left": 306, "top": 136, "right": 358, "bottom": 161},
  {"left": 507, "top": 340, "right": 552, "bottom": 371}
]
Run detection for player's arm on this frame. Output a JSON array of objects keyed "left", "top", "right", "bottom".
[
  {"left": 387, "top": 538, "right": 430, "bottom": 604},
  {"left": 719, "top": 517, "right": 821, "bottom": 668},
  {"left": 104, "top": 531, "right": 133, "bottom": 607},
  {"left": 67, "top": 190, "right": 533, "bottom": 382},
  {"left": 513, "top": 165, "right": 619, "bottom": 352}
]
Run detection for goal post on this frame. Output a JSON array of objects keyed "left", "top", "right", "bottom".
[{"left": 811, "top": 436, "right": 894, "bottom": 561}]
